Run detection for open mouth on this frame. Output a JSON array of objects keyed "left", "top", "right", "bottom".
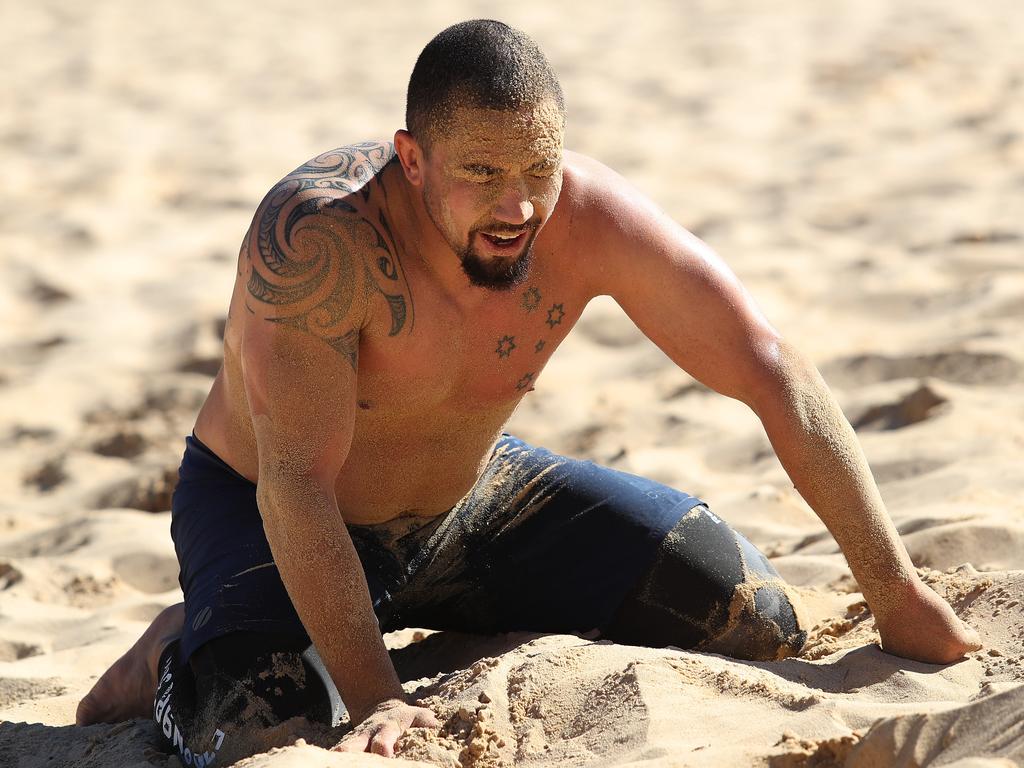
[{"left": 479, "top": 230, "right": 528, "bottom": 251}]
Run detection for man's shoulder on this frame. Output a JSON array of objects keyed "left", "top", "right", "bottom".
[
  {"left": 246, "top": 139, "right": 401, "bottom": 280},
  {"left": 243, "top": 139, "right": 410, "bottom": 347},
  {"left": 560, "top": 150, "right": 616, "bottom": 199},
  {"left": 556, "top": 150, "right": 666, "bottom": 251},
  {"left": 266, "top": 140, "right": 397, "bottom": 206},
  {"left": 559, "top": 150, "right": 654, "bottom": 222},
  {"left": 290, "top": 141, "right": 396, "bottom": 187}
]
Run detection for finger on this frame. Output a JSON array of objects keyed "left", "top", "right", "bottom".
[
  {"left": 332, "top": 730, "right": 373, "bottom": 753},
  {"left": 369, "top": 723, "right": 402, "bottom": 757},
  {"left": 412, "top": 708, "right": 441, "bottom": 728},
  {"left": 963, "top": 632, "right": 983, "bottom": 653}
]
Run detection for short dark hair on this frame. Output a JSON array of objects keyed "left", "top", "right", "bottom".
[{"left": 406, "top": 20, "right": 565, "bottom": 147}]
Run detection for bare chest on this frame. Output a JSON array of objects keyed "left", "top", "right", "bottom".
[{"left": 355, "top": 278, "right": 583, "bottom": 415}]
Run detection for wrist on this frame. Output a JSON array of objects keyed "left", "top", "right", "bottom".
[
  {"left": 864, "top": 574, "right": 926, "bottom": 624},
  {"left": 349, "top": 693, "right": 409, "bottom": 725}
]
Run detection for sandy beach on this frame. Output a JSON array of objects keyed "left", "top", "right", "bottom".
[{"left": 1, "top": 0, "right": 1022, "bottom": 765}]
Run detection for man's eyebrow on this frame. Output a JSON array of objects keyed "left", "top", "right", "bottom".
[
  {"left": 527, "top": 157, "right": 559, "bottom": 171},
  {"left": 462, "top": 162, "right": 501, "bottom": 173}
]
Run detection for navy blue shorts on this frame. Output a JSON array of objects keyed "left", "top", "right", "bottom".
[
  {"left": 158, "top": 433, "right": 806, "bottom": 764},
  {"left": 170, "top": 432, "right": 708, "bottom": 665}
]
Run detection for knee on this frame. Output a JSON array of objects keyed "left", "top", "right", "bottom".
[{"left": 701, "top": 580, "right": 808, "bottom": 662}]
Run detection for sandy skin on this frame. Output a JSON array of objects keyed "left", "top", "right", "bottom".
[
  {"left": 76, "top": 107, "right": 981, "bottom": 753},
  {"left": 75, "top": 604, "right": 184, "bottom": 726}
]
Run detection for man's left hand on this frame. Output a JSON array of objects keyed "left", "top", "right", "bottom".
[{"left": 874, "top": 579, "right": 983, "bottom": 664}]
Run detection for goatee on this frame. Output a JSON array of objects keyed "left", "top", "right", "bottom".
[{"left": 459, "top": 245, "right": 534, "bottom": 290}]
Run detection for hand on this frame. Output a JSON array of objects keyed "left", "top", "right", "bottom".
[
  {"left": 332, "top": 698, "right": 441, "bottom": 757},
  {"left": 873, "top": 579, "right": 982, "bottom": 664}
]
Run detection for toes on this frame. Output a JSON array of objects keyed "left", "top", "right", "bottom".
[
  {"left": 76, "top": 688, "right": 112, "bottom": 726},
  {"left": 75, "top": 695, "right": 95, "bottom": 725}
]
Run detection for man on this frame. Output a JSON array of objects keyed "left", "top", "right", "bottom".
[{"left": 76, "top": 19, "right": 981, "bottom": 764}]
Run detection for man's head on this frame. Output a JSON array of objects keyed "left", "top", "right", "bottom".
[{"left": 396, "top": 20, "right": 566, "bottom": 290}]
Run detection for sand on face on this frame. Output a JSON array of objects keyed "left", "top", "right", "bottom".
[{"left": 2, "top": 0, "right": 1023, "bottom": 766}]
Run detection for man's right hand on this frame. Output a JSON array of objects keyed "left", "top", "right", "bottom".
[{"left": 333, "top": 698, "right": 441, "bottom": 757}]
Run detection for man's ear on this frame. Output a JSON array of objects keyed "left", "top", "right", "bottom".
[{"left": 394, "top": 130, "right": 425, "bottom": 187}]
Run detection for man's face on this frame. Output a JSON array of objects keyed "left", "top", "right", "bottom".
[{"left": 418, "top": 100, "right": 565, "bottom": 290}]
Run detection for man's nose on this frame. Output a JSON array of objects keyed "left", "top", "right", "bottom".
[{"left": 492, "top": 182, "right": 534, "bottom": 225}]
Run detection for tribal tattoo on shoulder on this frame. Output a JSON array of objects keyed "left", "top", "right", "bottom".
[{"left": 244, "top": 142, "right": 414, "bottom": 369}]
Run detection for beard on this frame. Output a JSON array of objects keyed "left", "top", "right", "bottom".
[
  {"left": 421, "top": 183, "right": 540, "bottom": 291},
  {"left": 457, "top": 227, "right": 539, "bottom": 290}
]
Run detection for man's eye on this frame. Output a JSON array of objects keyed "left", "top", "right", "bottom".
[{"left": 466, "top": 166, "right": 496, "bottom": 179}]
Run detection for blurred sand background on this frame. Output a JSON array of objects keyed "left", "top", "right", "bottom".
[{"left": 1, "top": 0, "right": 1023, "bottom": 765}]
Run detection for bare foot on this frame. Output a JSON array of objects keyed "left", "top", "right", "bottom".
[{"left": 76, "top": 603, "right": 185, "bottom": 725}]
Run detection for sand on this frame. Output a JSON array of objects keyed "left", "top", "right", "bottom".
[{"left": 2, "top": 0, "right": 1022, "bottom": 765}]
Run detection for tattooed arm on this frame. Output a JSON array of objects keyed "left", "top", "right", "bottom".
[
  {"left": 240, "top": 143, "right": 434, "bottom": 754},
  {"left": 571, "top": 152, "right": 981, "bottom": 664}
]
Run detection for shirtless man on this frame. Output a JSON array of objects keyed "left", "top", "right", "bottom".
[{"left": 76, "top": 19, "right": 981, "bottom": 764}]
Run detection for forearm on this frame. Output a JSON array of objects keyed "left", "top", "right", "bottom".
[
  {"left": 751, "top": 345, "right": 918, "bottom": 612},
  {"left": 256, "top": 476, "right": 404, "bottom": 721}
]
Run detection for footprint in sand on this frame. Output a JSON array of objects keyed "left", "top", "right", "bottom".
[
  {"left": 6, "top": 425, "right": 58, "bottom": 444},
  {"left": 0, "top": 519, "right": 91, "bottom": 559},
  {"left": 22, "top": 456, "right": 68, "bottom": 492},
  {"left": 89, "top": 429, "right": 148, "bottom": 459},
  {"left": 821, "top": 350, "right": 1021, "bottom": 388},
  {"left": 869, "top": 457, "right": 950, "bottom": 484},
  {"left": 896, "top": 514, "right": 971, "bottom": 538},
  {"left": 0, "top": 639, "right": 44, "bottom": 662},
  {"left": 93, "top": 467, "right": 179, "bottom": 513},
  {"left": 111, "top": 553, "right": 179, "bottom": 594},
  {"left": 85, "top": 384, "right": 206, "bottom": 426},
  {"left": 135, "top": 385, "right": 207, "bottom": 419},
  {"left": 174, "top": 316, "right": 225, "bottom": 377},
  {"left": 904, "top": 522, "right": 1024, "bottom": 572},
  {"left": 0, "top": 561, "right": 24, "bottom": 589},
  {"left": 27, "top": 276, "right": 72, "bottom": 305},
  {"left": 704, "top": 434, "right": 776, "bottom": 473},
  {"left": 851, "top": 382, "right": 950, "bottom": 431},
  {"left": 63, "top": 573, "right": 122, "bottom": 609},
  {"left": 0, "top": 678, "right": 66, "bottom": 709},
  {"left": 5, "top": 335, "right": 69, "bottom": 370}
]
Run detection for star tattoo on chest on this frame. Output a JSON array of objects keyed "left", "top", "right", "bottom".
[
  {"left": 496, "top": 335, "right": 517, "bottom": 358},
  {"left": 515, "top": 371, "right": 535, "bottom": 391},
  {"left": 545, "top": 303, "right": 565, "bottom": 329},
  {"left": 521, "top": 286, "right": 542, "bottom": 312}
]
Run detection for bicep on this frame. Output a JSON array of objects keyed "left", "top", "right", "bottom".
[
  {"left": 593, "top": 187, "right": 783, "bottom": 405},
  {"left": 239, "top": 182, "right": 368, "bottom": 487},
  {"left": 242, "top": 321, "right": 358, "bottom": 487}
]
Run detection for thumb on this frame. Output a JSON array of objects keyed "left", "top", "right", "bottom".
[
  {"left": 412, "top": 708, "right": 441, "bottom": 728},
  {"left": 960, "top": 623, "right": 983, "bottom": 651}
]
